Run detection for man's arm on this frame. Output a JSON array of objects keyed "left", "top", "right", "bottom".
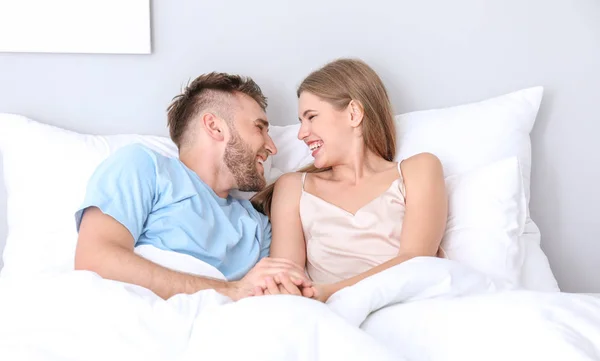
[
  {"left": 75, "top": 207, "right": 311, "bottom": 300},
  {"left": 72, "top": 145, "right": 229, "bottom": 299},
  {"left": 75, "top": 207, "right": 234, "bottom": 299}
]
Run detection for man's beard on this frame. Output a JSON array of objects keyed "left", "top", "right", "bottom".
[{"left": 223, "top": 128, "right": 266, "bottom": 192}]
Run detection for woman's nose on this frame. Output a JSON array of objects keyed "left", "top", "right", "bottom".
[{"left": 297, "top": 120, "right": 310, "bottom": 140}]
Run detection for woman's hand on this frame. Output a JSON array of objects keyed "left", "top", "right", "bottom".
[{"left": 311, "top": 283, "right": 336, "bottom": 303}]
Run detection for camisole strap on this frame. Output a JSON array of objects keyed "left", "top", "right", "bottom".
[
  {"left": 397, "top": 161, "right": 406, "bottom": 198},
  {"left": 301, "top": 172, "right": 307, "bottom": 191}
]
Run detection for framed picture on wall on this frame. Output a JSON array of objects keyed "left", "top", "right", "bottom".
[{"left": 0, "top": 0, "right": 151, "bottom": 54}]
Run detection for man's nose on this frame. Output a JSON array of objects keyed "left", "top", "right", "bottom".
[{"left": 265, "top": 135, "right": 277, "bottom": 156}]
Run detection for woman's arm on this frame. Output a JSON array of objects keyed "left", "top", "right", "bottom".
[
  {"left": 269, "top": 172, "right": 308, "bottom": 270},
  {"left": 253, "top": 172, "right": 315, "bottom": 297},
  {"left": 315, "top": 152, "right": 448, "bottom": 301}
]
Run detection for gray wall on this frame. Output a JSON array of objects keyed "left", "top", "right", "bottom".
[
  {"left": 0, "top": 0, "right": 599, "bottom": 291},
  {"left": 0, "top": 157, "right": 4, "bottom": 270}
]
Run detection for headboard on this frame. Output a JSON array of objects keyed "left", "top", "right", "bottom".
[{"left": 0, "top": 0, "right": 599, "bottom": 292}]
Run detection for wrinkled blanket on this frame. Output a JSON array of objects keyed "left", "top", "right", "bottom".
[{"left": 1, "top": 251, "right": 599, "bottom": 361}]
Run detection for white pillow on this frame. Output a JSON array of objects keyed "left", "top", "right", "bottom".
[
  {"left": 0, "top": 114, "right": 171, "bottom": 277},
  {"left": 268, "top": 124, "right": 311, "bottom": 173},
  {"left": 442, "top": 156, "right": 526, "bottom": 285},
  {"left": 393, "top": 86, "right": 557, "bottom": 291},
  {"left": 267, "top": 87, "right": 558, "bottom": 291}
]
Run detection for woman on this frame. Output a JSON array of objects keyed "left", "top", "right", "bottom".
[{"left": 252, "top": 58, "right": 448, "bottom": 302}]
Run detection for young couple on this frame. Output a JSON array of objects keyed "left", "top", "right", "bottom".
[{"left": 74, "top": 58, "right": 448, "bottom": 303}]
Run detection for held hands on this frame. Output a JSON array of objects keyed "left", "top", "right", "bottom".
[
  {"left": 227, "top": 257, "right": 312, "bottom": 301},
  {"left": 252, "top": 274, "right": 333, "bottom": 303},
  {"left": 226, "top": 257, "right": 333, "bottom": 302},
  {"left": 252, "top": 273, "right": 317, "bottom": 299}
]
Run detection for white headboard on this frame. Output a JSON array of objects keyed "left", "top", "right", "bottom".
[{"left": 0, "top": 0, "right": 599, "bottom": 292}]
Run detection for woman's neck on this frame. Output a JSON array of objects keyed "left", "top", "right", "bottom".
[{"left": 329, "top": 148, "right": 390, "bottom": 185}]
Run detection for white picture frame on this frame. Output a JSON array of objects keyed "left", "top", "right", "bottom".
[{"left": 0, "top": 0, "right": 152, "bottom": 54}]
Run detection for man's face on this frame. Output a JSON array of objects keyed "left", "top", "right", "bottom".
[{"left": 223, "top": 93, "right": 277, "bottom": 192}]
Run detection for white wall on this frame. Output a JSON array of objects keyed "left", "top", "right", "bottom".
[{"left": 0, "top": 0, "right": 599, "bottom": 291}]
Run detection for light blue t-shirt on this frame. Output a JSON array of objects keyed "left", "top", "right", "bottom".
[{"left": 74, "top": 143, "right": 271, "bottom": 281}]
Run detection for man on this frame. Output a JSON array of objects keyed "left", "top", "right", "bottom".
[{"left": 74, "top": 72, "right": 314, "bottom": 301}]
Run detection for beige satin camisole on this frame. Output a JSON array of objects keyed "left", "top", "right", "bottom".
[{"left": 300, "top": 162, "right": 407, "bottom": 284}]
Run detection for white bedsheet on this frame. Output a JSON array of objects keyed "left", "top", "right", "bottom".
[
  {"left": 341, "top": 257, "right": 600, "bottom": 360},
  {"left": 362, "top": 291, "right": 600, "bottom": 360},
  {"left": 0, "top": 271, "right": 398, "bottom": 361},
  {"left": 0, "top": 250, "right": 599, "bottom": 361}
]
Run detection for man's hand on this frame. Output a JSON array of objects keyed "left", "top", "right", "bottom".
[{"left": 225, "top": 257, "right": 312, "bottom": 301}]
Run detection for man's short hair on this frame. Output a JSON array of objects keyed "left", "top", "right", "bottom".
[{"left": 167, "top": 72, "right": 268, "bottom": 148}]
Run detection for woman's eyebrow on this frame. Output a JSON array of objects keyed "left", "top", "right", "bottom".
[{"left": 302, "top": 109, "right": 316, "bottom": 117}]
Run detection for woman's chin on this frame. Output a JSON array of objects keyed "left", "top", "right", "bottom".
[{"left": 313, "top": 158, "right": 328, "bottom": 169}]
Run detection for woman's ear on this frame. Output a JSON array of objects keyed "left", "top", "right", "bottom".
[
  {"left": 202, "top": 112, "right": 225, "bottom": 141},
  {"left": 348, "top": 100, "right": 364, "bottom": 128}
]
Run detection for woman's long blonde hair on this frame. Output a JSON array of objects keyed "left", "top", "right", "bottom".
[{"left": 251, "top": 58, "right": 396, "bottom": 217}]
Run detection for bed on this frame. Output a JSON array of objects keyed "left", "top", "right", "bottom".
[{"left": 1, "top": 87, "right": 600, "bottom": 360}]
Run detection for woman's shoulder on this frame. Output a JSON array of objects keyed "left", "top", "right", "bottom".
[
  {"left": 275, "top": 169, "right": 333, "bottom": 187},
  {"left": 401, "top": 152, "right": 442, "bottom": 170},
  {"left": 274, "top": 171, "right": 305, "bottom": 188},
  {"left": 270, "top": 172, "right": 306, "bottom": 210},
  {"left": 273, "top": 172, "right": 306, "bottom": 197},
  {"left": 399, "top": 152, "right": 444, "bottom": 183}
]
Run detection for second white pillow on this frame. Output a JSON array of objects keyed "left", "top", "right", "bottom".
[{"left": 442, "top": 156, "right": 526, "bottom": 286}]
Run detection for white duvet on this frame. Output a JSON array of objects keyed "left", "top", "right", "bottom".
[{"left": 0, "top": 250, "right": 599, "bottom": 361}]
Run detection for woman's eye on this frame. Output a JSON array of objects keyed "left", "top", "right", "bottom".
[{"left": 308, "top": 115, "right": 316, "bottom": 121}]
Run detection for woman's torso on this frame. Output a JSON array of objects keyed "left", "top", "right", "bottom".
[{"left": 299, "top": 162, "right": 407, "bottom": 284}]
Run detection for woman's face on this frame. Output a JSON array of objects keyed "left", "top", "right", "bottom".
[{"left": 297, "top": 91, "right": 354, "bottom": 168}]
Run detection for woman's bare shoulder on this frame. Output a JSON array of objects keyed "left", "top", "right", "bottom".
[
  {"left": 400, "top": 152, "right": 444, "bottom": 181},
  {"left": 274, "top": 172, "right": 304, "bottom": 189},
  {"left": 271, "top": 172, "right": 305, "bottom": 202}
]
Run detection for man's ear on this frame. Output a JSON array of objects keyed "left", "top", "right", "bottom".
[
  {"left": 201, "top": 112, "right": 225, "bottom": 141},
  {"left": 348, "top": 100, "right": 364, "bottom": 128}
]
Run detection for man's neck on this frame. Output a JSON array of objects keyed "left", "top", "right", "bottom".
[{"left": 179, "top": 145, "right": 233, "bottom": 199}]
